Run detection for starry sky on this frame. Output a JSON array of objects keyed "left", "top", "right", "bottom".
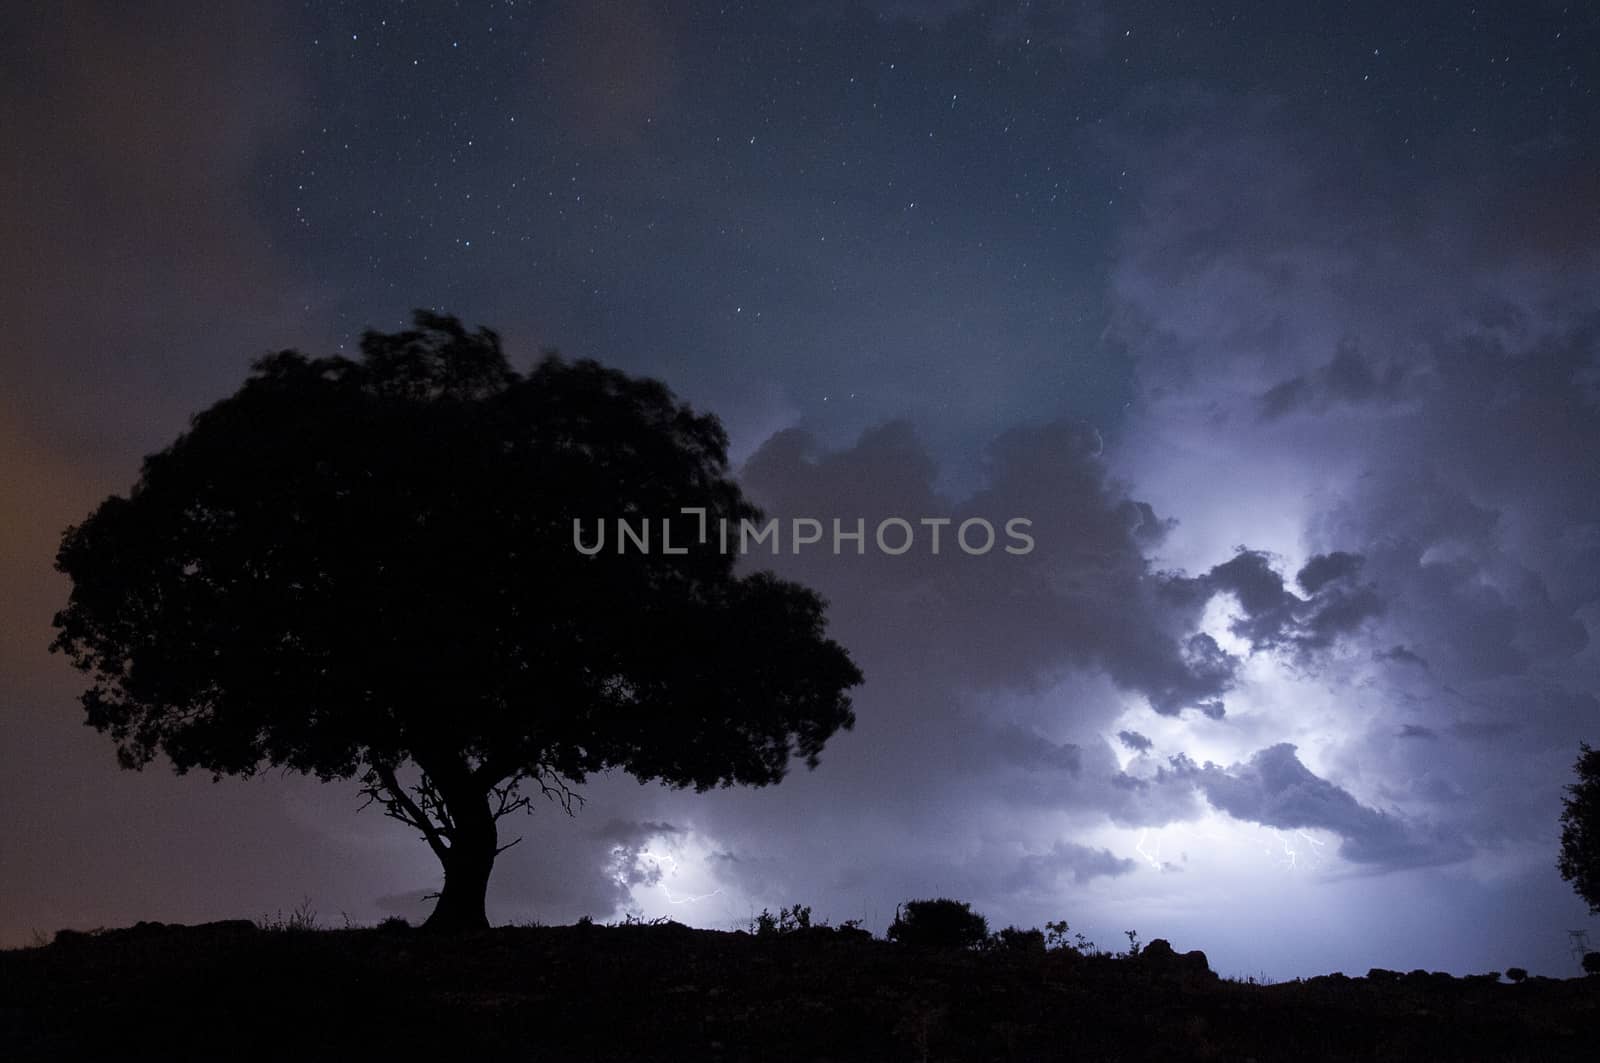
[{"left": 3, "top": 1, "right": 1599, "bottom": 977}]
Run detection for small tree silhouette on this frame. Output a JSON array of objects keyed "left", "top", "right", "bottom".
[
  {"left": 1558, "top": 743, "right": 1600, "bottom": 913},
  {"left": 51, "top": 311, "right": 863, "bottom": 932},
  {"left": 988, "top": 925, "right": 1046, "bottom": 953},
  {"left": 887, "top": 898, "right": 988, "bottom": 950},
  {"left": 1504, "top": 967, "right": 1528, "bottom": 983}
]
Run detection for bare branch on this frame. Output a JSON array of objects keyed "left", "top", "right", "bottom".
[
  {"left": 411, "top": 771, "right": 459, "bottom": 837},
  {"left": 484, "top": 766, "right": 586, "bottom": 820},
  {"left": 532, "top": 766, "right": 586, "bottom": 816},
  {"left": 358, "top": 765, "right": 452, "bottom": 861}
]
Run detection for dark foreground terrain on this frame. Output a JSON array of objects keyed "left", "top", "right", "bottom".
[{"left": 2, "top": 919, "right": 1595, "bottom": 1061}]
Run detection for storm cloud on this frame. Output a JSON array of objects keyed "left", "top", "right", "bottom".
[{"left": 1182, "top": 745, "right": 1469, "bottom": 870}]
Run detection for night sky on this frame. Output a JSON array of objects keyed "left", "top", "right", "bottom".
[{"left": 4, "top": 1, "right": 1600, "bottom": 978}]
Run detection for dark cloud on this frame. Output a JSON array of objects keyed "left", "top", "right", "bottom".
[
  {"left": 1117, "top": 730, "right": 1153, "bottom": 752},
  {"left": 1163, "top": 548, "right": 1384, "bottom": 661},
  {"left": 1321, "top": 469, "right": 1588, "bottom": 683},
  {"left": 1001, "top": 839, "right": 1138, "bottom": 892},
  {"left": 592, "top": 819, "right": 686, "bottom": 847},
  {"left": 1260, "top": 341, "right": 1411, "bottom": 420},
  {"left": 1295, "top": 551, "right": 1363, "bottom": 595},
  {"left": 1373, "top": 645, "right": 1430, "bottom": 670},
  {"left": 739, "top": 418, "right": 1249, "bottom": 718},
  {"left": 984, "top": 722, "right": 1085, "bottom": 775},
  {"left": 1188, "top": 745, "right": 1468, "bottom": 870}
]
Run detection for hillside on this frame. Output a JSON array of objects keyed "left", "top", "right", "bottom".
[{"left": 3, "top": 919, "right": 1597, "bottom": 1061}]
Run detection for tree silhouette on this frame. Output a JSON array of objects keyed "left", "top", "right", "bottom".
[
  {"left": 51, "top": 311, "right": 862, "bottom": 931},
  {"left": 1560, "top": 743, "right": 1600, "bottom": 915}
]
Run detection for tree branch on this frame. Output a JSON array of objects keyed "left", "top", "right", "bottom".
[
  {"left": 486, "top": 766, "right": 585, "bottom": 819},
  {"left": 530, "top": 766, "right": 585, "bottom": 816},
  {"left": 358, "top": 765, "right": 452, "bottom": 861}
]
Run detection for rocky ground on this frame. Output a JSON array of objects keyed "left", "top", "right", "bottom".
[{"left": 2, "top": 919, "right": 1596, "bottom": 1061}]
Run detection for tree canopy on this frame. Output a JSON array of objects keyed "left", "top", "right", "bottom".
[
  {"left": 1559, "top": 742, "right": 1600, "bottom": 915},
  {"left": 51, "top": 311, "right": 862, "bottom": 929}
]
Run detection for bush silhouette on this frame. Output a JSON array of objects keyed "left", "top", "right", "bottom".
[
  {"left": 988, "top": 925, "right": 1046, "bottom": 954},
  {"left": 1505, "top": 967, "right": 1528, "bottom": 983},
  {"left": 1584, "top": 951, "right": 1600, "bottom": 977},
  {"left": 751, "top": 904, "right": 812, "bottom": 937},
  {"left": 887, "top": 898, "right": 988, "bottom": 950}
]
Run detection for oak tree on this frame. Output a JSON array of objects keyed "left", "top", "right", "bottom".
[{"left": 51, "top": 312, "right": 862, "bottom": 930}]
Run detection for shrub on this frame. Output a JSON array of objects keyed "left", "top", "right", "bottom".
[
  {"left": 751, "top": 904, "right": 812, "bottom": 937},
  {"left": 1504, "top": 967, "right": 1528, "bottom": 983},
  {"left": 612, "top": 912, "right": 671, "bottom": 927},
  {"left": 988, "top": 925, "right": 1046, "bottom": 954},
  {"left": 258, "top": 897, "right": 319, "bottom": 933},
  {"left": 834, "top": 918, "right": 872, "bottom": 941},
  {"left": 1584, "top": 951, "right": 1600, "bottom": 976},
  {"left": 887, "top": 898, "right": 988, "bottom": 950}
]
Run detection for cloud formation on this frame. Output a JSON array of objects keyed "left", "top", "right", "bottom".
[
  {"left": 740, "top": 420, "right": 1372, "bottom": 724},
  {"left": 1179, "top": 745, "right": 1468, "bottom": 870},
  {"left": 1099, "top": 88, "right": 1598, "bottom": 952}
]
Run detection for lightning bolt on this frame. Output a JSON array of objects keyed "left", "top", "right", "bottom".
[
  {"left": 1273, "top": 829, "right": 1326, "bottom": 871},
  {"left": 662, "top": 884, "right": 723, "bottom": 905},
  {"left": 1135, "top": 829, "right": 1165, "bottom": 870},
  {"left": 1278, "top": 833, "right": 1298, "bottom": 870}
]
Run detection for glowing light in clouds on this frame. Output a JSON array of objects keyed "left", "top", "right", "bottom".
[{"left": 617, "top": 831, "right": 738, "bottom": 920}]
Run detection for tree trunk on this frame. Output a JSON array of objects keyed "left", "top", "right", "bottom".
[{"left": 422, "top": 783, "right": 498, "bottom": 933}]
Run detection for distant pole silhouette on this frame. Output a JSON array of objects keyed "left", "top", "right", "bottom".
[{"left": 1568, "top": 928, "right": 1591, "bottom": 966}]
